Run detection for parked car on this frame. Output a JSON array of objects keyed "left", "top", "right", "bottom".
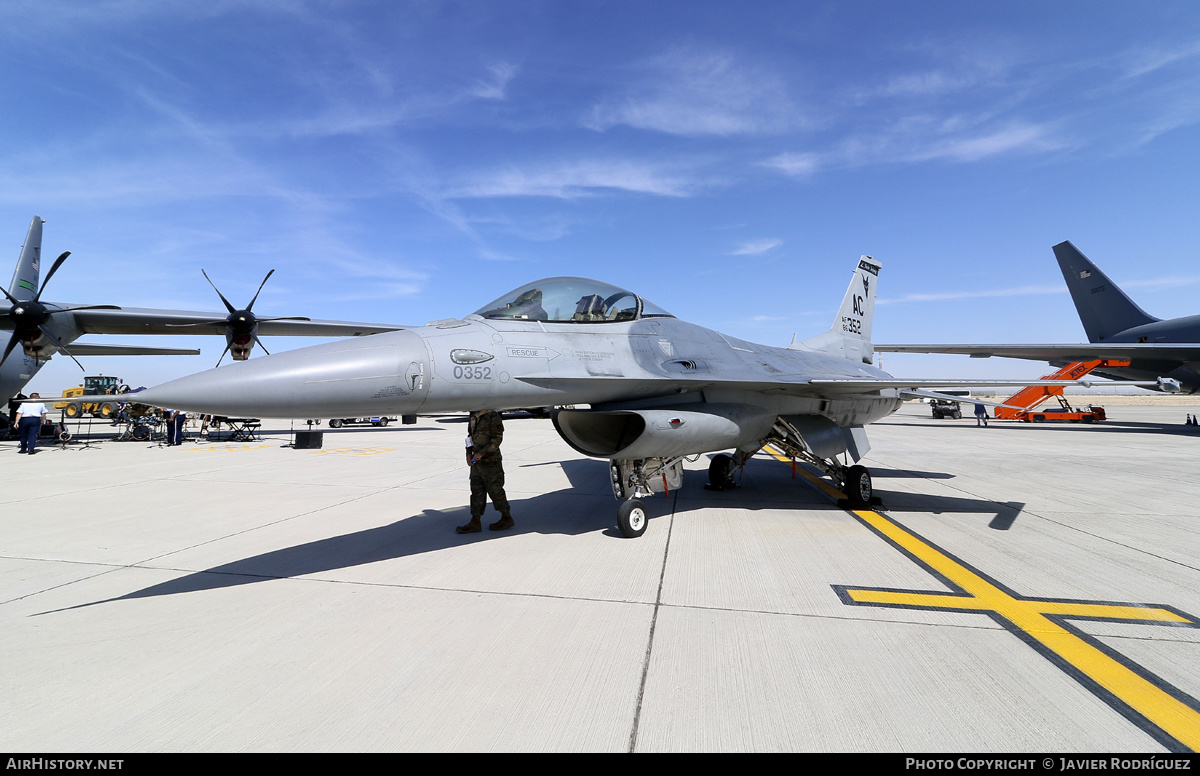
[
  {"left": 930, "top": 399, "right": 962, "bottom": 419},
  {"left": 326, "top": 416, "right": 397, "bottom": 428}
]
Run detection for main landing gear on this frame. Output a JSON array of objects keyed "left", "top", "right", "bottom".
[
  {"left": 841, "top": 464, "right": 873, "bottom": 507},
  {"left": 607, "top": 421, "right": 879, "bottom": 539},
  {"left": 764, "top": 418, "right": 879, "bottom": 510}
]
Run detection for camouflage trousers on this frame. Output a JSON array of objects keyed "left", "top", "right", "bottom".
[{"left": 470, "top": 460, "right": 510, "bottom": 519}]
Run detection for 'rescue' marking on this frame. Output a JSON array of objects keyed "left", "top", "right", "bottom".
[{"left": 760, "top": 446, "right": 1200, "bottom": 752}]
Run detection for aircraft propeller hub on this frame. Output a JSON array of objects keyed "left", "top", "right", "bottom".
[{"left": 9, "top": 302, "right": 48, "bottom": 327}]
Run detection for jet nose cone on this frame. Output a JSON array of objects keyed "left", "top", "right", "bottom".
[{"left": 137, "top": 331, "right": 429, "bottom": 418}]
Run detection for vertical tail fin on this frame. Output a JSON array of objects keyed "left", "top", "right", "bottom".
[
  {"left": 790, "top": 255, "right": 880, "bottom": 363},
  {"left": 1053, "top": 241, "right": 1157, "bottom": 342},
  {"left": 7, "top": 217, "right": 44, "bottom": 302}
]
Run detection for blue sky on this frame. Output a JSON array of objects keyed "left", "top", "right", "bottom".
[{"left": 4, "top": 1, "right": 1200, "bottom": 393}]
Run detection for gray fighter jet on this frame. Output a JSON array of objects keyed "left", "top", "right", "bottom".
[
  {"left": 1, "top": 216, "right": 404, "bottom": 403},
  {"left": 138, "top": 255, "right": 1141, "bottom": 538},
  {"left": 876, "top": 241, "right": 1200, "bottom": 393}
]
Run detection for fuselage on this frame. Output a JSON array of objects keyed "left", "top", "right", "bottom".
[
  {"left": 137, "top": 313, "right": 902, "bottom": 433},
  {"left": 1090, "top": 315, "right": 1200, "bottom": 392}
]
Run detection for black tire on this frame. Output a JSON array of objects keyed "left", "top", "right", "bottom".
[
  {"left": 98, "top": 403, "right": 115, "bottom": 419},
  {"left": 378, "top": 417, "right": 390, "bottom": 426},
  {"left": 844, "top": 465, "right": 872, "bottom": 506},
  {"left": 329, "top": 419, "right": 343, "bottom": 428},
  {"left": 64, "top": 402, "right": 82, "bottom": 419},
  {"left": 952, "top": 411, "right": 962, "bottom": 420},
  {"left": 708, "top": 453, "right": 736, "bottom": 489},
  {"left": 618, "top": 499, "right": 648, "bottom": 538}
]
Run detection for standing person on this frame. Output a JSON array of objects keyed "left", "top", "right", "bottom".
[
  {"left": 14, "top": 393, "right": 48, "bottom": 455},
  {"left": 457, "top": 409, "right": 514, "bottom": 534},
  {"left": 166, "top": 408, "right": 187, "bottom": 446},
  {"left": 974, "top": 402, "right": 988, "bottom": 427}
]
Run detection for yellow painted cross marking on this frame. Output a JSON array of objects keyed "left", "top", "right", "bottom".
[{"left": 761, "top": 447, "right": 1200, "bottom": 752}]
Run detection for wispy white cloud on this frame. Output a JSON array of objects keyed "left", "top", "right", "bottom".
[
  {"left": 879, "top": 284, "right": 1066, "bottom": 305},
  {"left": 585, "top": 47, "right": 804, "bottom": 136},
  {"left": 765, "top": 120, "right": 1064, "bottom": 179},
  {"left": 444, "top": 159, "right": 705, "bottom": 199},
  {"left": 1121, "top": 40, "right": 1200, "bottom": 80},
  {"left": 871, "top": 70, "right": 978, "bottom": 99},
  {"left": 730, "top": 238, "right": 782, "bottom": 256},
  {"left": 471, "top": 62, "right": 518, "bottom": 100},
  {"left": 760, "top": 152, "right": 820, "bottom": 178},
  {"left": 1119, "top": 274, "right": 1200, "bottom": 290},
  {"left": 880, "top": 271, "right": 1200, "bottom": 308},
  {"left": 908, "top": 123, "right": 1063, "bottom": 163}
]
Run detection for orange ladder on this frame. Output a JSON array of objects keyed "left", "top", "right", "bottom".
[{"left": 992, "top": 359, "right": 1129, "bottom": 420}]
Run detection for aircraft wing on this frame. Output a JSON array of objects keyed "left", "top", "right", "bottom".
[
  {"left": 806, "top": 377, "right": 1178, "bottom": 394},
  {"left": 515, "top": 375, "right": 1171, "bottom": 402},
  {"left": 63, "top": 307, "right": 406, "bottom": 337},
  {"left": 58, "top": 343, "right": 202, "bottom": 356},
  {"left": 874, "top": 343, "right": 1200, "bottom": 363}
]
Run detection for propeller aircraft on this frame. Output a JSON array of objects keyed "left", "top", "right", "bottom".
[{"left": 1, "top": 216, "right": 404, "bottom": 403}]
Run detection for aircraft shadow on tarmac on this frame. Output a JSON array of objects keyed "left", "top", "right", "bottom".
[{"left": 46, "top": 457, "right": 1021, "bottom": 613}]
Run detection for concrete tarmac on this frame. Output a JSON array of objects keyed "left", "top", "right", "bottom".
[{"left": 3, "top": 404, "right": 1200, "bottom": 752}]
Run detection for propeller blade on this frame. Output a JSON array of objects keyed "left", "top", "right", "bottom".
[
  {"left": 215, "top": 341, "right": 232, "bottom": 368},
  {"left": 36, "top": 325, "right": 85, "bottom": 371},
  {"left": 254, "top": 316, "right": 311, "bottom": 323},
  {"left": 1, "top": 287, "right": 18, "bottom": 306},
  {"left": 252, "top": 334, "right": 271, "bottom": 356},
  {"left": 246, "top": 269, "right": 276, "bottom": 312},
  {"left": 34, "top": 252, "right": 71, "bottom": 302},
  {"left": 201, "top": 269, "right": 237, "bottom": 315},
  {"left": 0, "top": 330, "right": 21, "bottom": 368}
]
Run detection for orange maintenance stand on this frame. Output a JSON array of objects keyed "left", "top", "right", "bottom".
[{"left": 992, "top": 359, "right": 1130, "bottom": 422}]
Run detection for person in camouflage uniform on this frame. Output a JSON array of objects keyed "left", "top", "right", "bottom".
[{"left": 457, "top": 409, "right": 514, "bottom": 533}]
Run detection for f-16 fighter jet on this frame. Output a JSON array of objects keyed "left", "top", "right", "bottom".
[{"left": 139, "top": 256, "right": 1158, "bottom": 537}]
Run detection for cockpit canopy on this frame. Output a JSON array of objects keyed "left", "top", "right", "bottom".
[{"left": 472, "top": 277, "right": 673, "bottom": 323}]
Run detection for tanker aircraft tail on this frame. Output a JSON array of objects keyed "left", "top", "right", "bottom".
[
  {"left": 1054, "top": 241, "right": 1158, "bottom": 342},
  {"left": 875, "top": 241, "right": 1200, "bottom": 393}
]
